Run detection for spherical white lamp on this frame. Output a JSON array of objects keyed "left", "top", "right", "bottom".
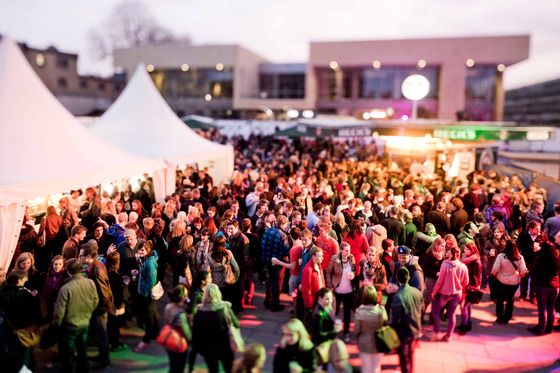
[{"left": 401, "top": 74, "right": 430, "bottom": 120}]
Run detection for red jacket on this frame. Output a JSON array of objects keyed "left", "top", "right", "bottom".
[{"left": 301, "top": 260, "right": 325, "bottom": 308}]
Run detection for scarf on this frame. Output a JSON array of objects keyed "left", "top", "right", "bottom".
[{"left": 45, "top": 269, "right": 65, "bottom": 300}]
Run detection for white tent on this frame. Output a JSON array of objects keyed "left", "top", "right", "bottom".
[
  {"left": 0, "top": 37, "right": 164, "bottom": 269},
  {"left": 90, "top": 64, "right": 235, "bottom": 203}
]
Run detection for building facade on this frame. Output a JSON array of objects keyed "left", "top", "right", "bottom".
[
  {"left": 504, "top": 78, "right": 560, "bottom": 127},
  {"left": 110, "top": 36, "right": 528, "bottom": 120},
  {"left": 18, "top": 42, "right": 125, "bottom": 116}
]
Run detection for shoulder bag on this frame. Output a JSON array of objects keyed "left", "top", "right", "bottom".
[
  {"left": 375, "top": 307, "right": 401, "bottom": 353},
  {"left": 465, "top": 285, "right": 483, "bottom": 304},
  {"left": 224, "top": 255, "right": 237, "bottom": 285},
  {"left": 37, "top": 219, "right": 46, "bottom": 247},
  {"left": 151, "top": 281, "right": 164, "bottom": 300},
  {"left": 0, "top": 308, "right": 41, "bottom": 348},
  {"left": 224, "top": 305, "right": 244, "bottom": 353},
  {"left": 156, "top": 312, "right": 188, "bottom": 353}
]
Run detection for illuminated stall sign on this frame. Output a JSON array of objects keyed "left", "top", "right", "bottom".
[
  {"left": 433, "top": 127, "right": 551, "bottom": 141},
  {"left": 337, "top": 128, "right": 372, "bottom": 137}
]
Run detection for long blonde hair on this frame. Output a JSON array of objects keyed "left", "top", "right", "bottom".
[
  {"left": 200, "top": 283, "right": 222, "bottom": 304},
  {"left": 280, "top": 318, "right": 314, "bottom": 351}
]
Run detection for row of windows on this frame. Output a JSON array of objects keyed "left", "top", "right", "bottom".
[
  {"left": 56, "top": 78, "right": 121, "bottom": 92},
  {"left": 316, "top": 66, "right": 440, "bottom": 101},
  {"left": 259, "top": 73, "right": 305, "bottom": 99},
  {"left": 150, "top": 69, "right": 234, "bottom": 99}
]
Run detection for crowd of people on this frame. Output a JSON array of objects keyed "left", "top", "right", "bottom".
[{"left": 1, "top": 133, "right": 560, "bottom": 373}]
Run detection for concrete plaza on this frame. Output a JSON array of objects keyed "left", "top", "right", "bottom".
[{"left": 34, "top": 284, "right": 560, "bottom": 373}]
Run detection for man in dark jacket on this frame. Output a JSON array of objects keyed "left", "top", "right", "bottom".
[
  {"left": 381, "top": 206, "right": 406, "bottom": 246},
  {"left": 81, "top": 245, "right": 114, "bottom": 368},
  {"left": 226, "top": 219, "right": 250, "bottom": 312},
  {"left": 424, "top": 202, "right": 450, "bottom": 238},
  {"left": 516, "top": 221, "right": 546, "bottom": 302},
  {"left": 62, "top": 225, "right": 87, "bottom": 260},
  {"left": 391, "top": 266, "right": 423, "bottom": 373}
]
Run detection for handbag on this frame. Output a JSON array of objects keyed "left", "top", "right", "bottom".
[
  {"left": 15, "top": 324, "right": 41, "bottom": 348},
  {"left": 0, "top": 307, "right": 41, "bottom": 348},
  {"left": 224, "top": 256, "right": 237, "bottom": 285},
  {"left": 465, "top": 285, "right": 483, "bottom": 304},
  {"left": 375, "top": 309, "right": 401, "bottom": 353},
  {"left": 224, "top": 306, "right": 244, "bottom": 353},
  {"left": 156, "top": 312, "right": 188, "bottom": 353},
  {"left": 151, "top": 281, "right": 164, "bottom": 300},
  {"left": 37, "top": 220, "right": 46, "bottom": 247}
]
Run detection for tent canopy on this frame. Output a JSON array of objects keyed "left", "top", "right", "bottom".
[
  {"left": 90, "top": 64, "right": 234, "bottom": 168},
  {"left": 0, "top": 37, "right": 163, "bottom": 271},
  {"left": 0, "top": 38, "right": 163, "bottom": 206}
]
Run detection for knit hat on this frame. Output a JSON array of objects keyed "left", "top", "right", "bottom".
[{"left": 397, "top": 246, "right": 411, "bottom": 255}]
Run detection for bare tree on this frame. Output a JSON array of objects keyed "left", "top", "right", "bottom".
[{"left": 88, "top": 1, "right": 185, "bottom": 60}]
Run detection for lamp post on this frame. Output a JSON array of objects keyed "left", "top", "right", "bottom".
[{"left": 401, "top": 75, "right": 430, "bottom": 120}]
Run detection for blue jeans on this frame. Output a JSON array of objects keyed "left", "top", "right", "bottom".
[
  {"left": 432, "top": 293, "right": 461, "bottom": 338},
  {"left": 461, "top": 302, "right": 472, "bottom": 326},
  {"left": 535, "top": 286, "right": 559, "bottom": 334},
  {"left": 58, "top": 326, "right": 89, "bottom": 373},
  {"left": 91, "top": 312, "right": 110, "bottom": 364}
]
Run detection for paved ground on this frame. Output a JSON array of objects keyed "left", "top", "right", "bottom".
[{"left": 34, "top": 281, "right": 560, "bottom": 373}]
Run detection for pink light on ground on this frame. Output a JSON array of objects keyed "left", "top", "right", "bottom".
[
  {"left": 239, "top": 319, "right": 263, "bottom": 327},
  {"left": 402, "top": 114, "right": 409, "bottom": 120},
  {"left": 241, "top": 314, "right": 257, "bottom": 319}
]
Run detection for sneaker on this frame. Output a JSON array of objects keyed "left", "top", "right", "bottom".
[
  {"left": 458, "top": 326, "right": 467, "bottom": 336},
  {"left": 134, "top": 341, "right": 149, "bottom": 352},
  {"left": 441, "top": 335, "right": 451, "bottom": 342},
  {"left": 530, "top": 298, "right": 537, "bottom": 305}
]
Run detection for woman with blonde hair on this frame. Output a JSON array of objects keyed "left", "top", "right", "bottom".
[
  {"left": 177, "top": 234, "right": 196, "bottom": 289},
  {"left": 325, "top": 339, "right": 357, "bottom": 373},
  {"left": 273, "top": 318, "right": 316, "bottom": 373},
  {"left": 164, "top": 202, "right": 177, "bottom": 220},
  {"left": 102, "top": 200, "right": 118, "bottom": 219},
  {"left": 355, "top": 286, "right": 386, "bottom": 373},
  {"left": 193, "top": 283, "right": 239, "bottom": 373},
  {"left": 232, "top": 343, "right": 266, "bottom": 373},
  {"left": 168, "top": 220, "right": 187, "bottom": 285},
  {"left": 333, "top": 211, "right": 349, "bottom": 244},
  {"left": 15, "top": 252, "right": 41, "bottom": 293}
]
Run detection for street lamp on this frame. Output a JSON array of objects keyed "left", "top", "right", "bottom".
[{"left": 401, "top": 74, "right": 430, "bottom": 120}]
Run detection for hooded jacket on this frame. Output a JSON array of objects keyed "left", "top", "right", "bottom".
[
  {"left": 193, "top": 300, "right": 239, "bottom": 357},
  {"left": 432, "top": 259, "right": 468, "bottom": 296},
  {"left": 138, "top": 251, "right": 159, "bottom": 297}
]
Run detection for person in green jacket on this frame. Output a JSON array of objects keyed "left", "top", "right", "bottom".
[{"left": 53, "top": 259, "right": 99, "bottom": 373}]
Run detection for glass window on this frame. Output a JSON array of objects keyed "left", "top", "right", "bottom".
[
  {"left": 57, "top": 77, "right": 67, "bottom": 88},
  {"left": 79, "top": 80, "right": 88, "bottom": 90},
  {"left": 56, "top": 58, "right": 68, "bottom": 69},
  {"left": 98, "top": 82, "right": 106, "bottom": 91},
  {"left": 465, "top": 66, "right": 496, "bottom": 101},
  {"left": 359, "top": 66, "right": 439, "bottom": 100}
]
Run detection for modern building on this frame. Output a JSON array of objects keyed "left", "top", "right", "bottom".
[
  {"left": 16, "top": 40, "right": 125, "bottom": 116},
  {"left": 114, "top": 35, "right": 529, "bottom": 120},
  {"left": 504, "top": 77, "right": 560, "bottom": 127}
]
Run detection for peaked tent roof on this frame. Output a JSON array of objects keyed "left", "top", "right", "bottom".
[
  {"left": 0, "top": 37, "right": 164, "bottom": 206},
  {"left": 90, "top": 64, "right": 234, "bottom": 170}
]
